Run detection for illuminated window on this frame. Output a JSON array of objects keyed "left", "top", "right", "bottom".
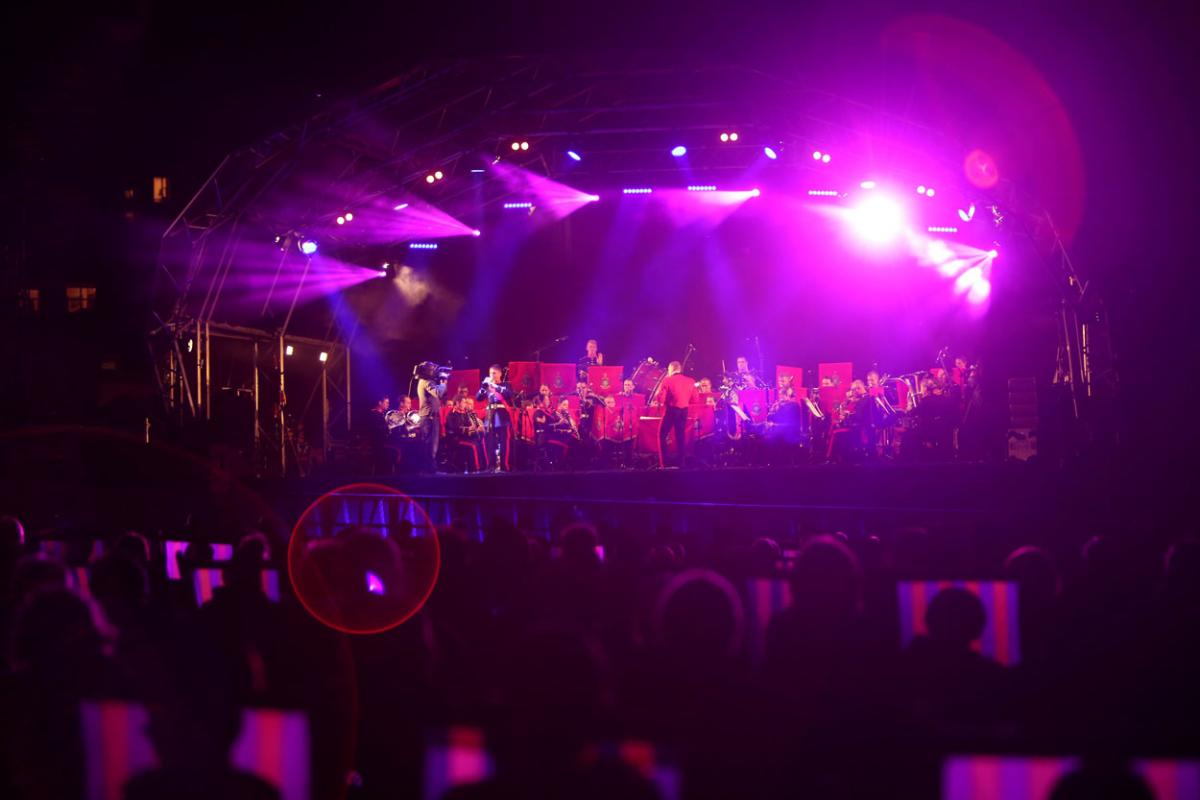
[
  {"left": 18, "top": 288, "right": 40, "bottom": 312},
  {"left": 66, "top": 286, "right": 96, "bottom": 312},
  {"left": 153, "top": 176, "right": 169, "bottom": 203}
]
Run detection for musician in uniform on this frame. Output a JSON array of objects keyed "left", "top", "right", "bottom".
[
  {"left": 764, "top": 386, "right": 804, "bottom": 465},
  {"left": 477, "top": 364, "right": 515, "bottom": 471},
  {"left": 416, "top": 362, "right": 447, "bottom": 473},
  {"left": 653, "top": 360, "right": 697, "bottom": 468},
  {"left": 390, "top": 395, "right": 422, "bottom": 472},
  {"left": 445, "top": 397, "right": 487, "bottom": 472},
  {"left": 365, "top": 395, "right": 397, "bottom": 474},
  {"left": 546, "top": 397, "right": 580, "bottom": 469},
  {"left": 576, "top": 338, "right": 605, "bottom": 381},
  {"left": 733, "top": 356, "right": 765, "bottom": 390}
]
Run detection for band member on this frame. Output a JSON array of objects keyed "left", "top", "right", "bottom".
[
  {"left": 539, "top": 383, "right": 554, "bottom": 407},
  {"left": 546, "top": 397, "right": 580, "bottom": 468},
  {"left": 576, "top": 338, "right": 605, "bottom": 381},
  {"left": 619, "top": 378, "right": 637, "bottom": 398},
  {"left": 764, "top": 386, "right": 805, "bottom": 464},
  {"left": 389, "top": 396, "right": 423, "bottom": 472},
  {"left": 733, "top": 356, "right": 765, "bottom": 390},
  {"left": 416, "top": 362, "right": 447, "bottom": 472},
  {"left": 653, "top": 360, "right": 696, "bottom": 468},
  {"left": 698, "top": 377, "right": 714, "bottom": 396},
  {"left": 866, "top": 370, "right": 883, "bottom": 394},
  {"left": 445, "top": 397, "right": 487, "bottom": 472},
  {"left": 365, "top": 395, "right": 397, "bottom": 474},
  {"left": 827, "top": 380, "right": 870, "bottom": 463},
  {"left": 477, "top": 364, "right": 515, "bottom": 471}
]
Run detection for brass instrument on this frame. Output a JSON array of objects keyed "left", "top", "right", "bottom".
[{"left": 466, "top": 410, "right": 486, "bottom": 436}]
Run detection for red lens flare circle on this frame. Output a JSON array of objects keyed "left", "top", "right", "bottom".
[
  {"left": 963, "top": 149, "right": 1000, "bottom": 189},
  {"left": 288, "top": 483, "right": 440, "bottom": 635}
]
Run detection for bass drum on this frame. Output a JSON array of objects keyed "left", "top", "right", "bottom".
[{"left": 630, "top": 359, "right": 665, "bottom": 395}]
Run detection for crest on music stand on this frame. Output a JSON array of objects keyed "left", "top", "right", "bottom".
[
  {"left": 507, "top": 361, "right": 538, "bottom": 397},
  {"left": 588, "top": 365, "right": 623, "bottom": 396},
  {"left": 539, "top": 363, "right": 576, "bottom": 395}
]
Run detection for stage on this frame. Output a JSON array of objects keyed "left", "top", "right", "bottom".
[{"left": 265, "top": 460, "right": 1068, "bottom": 543}]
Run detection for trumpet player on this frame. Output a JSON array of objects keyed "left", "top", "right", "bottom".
[{"left": 478, "top": 364, "right": 515, "bottom": 471}]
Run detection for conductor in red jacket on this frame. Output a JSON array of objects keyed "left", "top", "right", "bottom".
[{"left": 653, "top": 360, "right": 696, "bottom": 468}]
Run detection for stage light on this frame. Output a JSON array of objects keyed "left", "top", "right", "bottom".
[
  {"left": 470, "top": 168, "right": 485, "bottom": 173},
  {"left": 394, "top": 203, "right": 409, "bottom": 211},
  {"left": 425, "top": 175, "right": 436, "bottom": 184},
  {"left": 812, "top": 150, "right": 822, "bottom": 160},
  {"left": 409, "top": 242, "right": 438, "bottom": 250},
  {"left": 622, "top": 187, "right": 653, "bottom": 195},
  {"left": 285, "top": 345, "right": 294, "bottom": 356},
  {"left": 926, "top": 240, "right": 954, "bottom": 265},
  {"left": 336, "top": 215, "right": 346, "bottom": 225},
  {"left": 503, "top": 201, "right": 535, "bottom": 209},
  {"left": 670, "top": 145, "right": 687, "bottom": 157},
  {"left": 860, "top": 180, "right": 877, "bottom": 190},
  {"left": 849, "top": 195, "right": 905, "bottom": 245},
  {"left": 987, "top": 248, "right": 999, "bottom": 259},
  {"left": 720, "top": 133, "right": 729, "bottom": 142},
  {"left": 730, "top": 132, "right": 739, "bottom": 142},
  {"left": 344, "top": 212, "right": 353, "bottom": 222},
  {"left": 687, "top": 185, "right": 717, "bottom": 192},
  {"left": 927, "top": 225, "right": 959, "bottom": 233},
  {"left": 511, "top": 142, "right": 520, "bottom": 151},
  {"left": 186, "top": 338, "right": 194, "bottom": 353},
  {"left": 925, "top": 188, "right": 935, "bottom": 197},
  {"left": 763, "top": 146, "right": 778, "bottom": 160},
  {"left": 955, "top": 265, "right": 983, "bottom": 294},
  {"left": 586, "top": 194, "right": 600, "bottom": 201},
  {"left": 917, "top": 185, "right": 926, "bottom": 195},
  {"left": 822, "top": 154, "right": 831, "bottom": 163},
  {"left": 566, "top": 150, "right": 582, "bottom": 162},
  {"left": 807, "top": 189, "right": 839, "bottom": 197},
  {"left": 968, "top": 278, "right": 992, "bottom": 304},
  {"left": 749, "top": 188, "right": 761, "bottom": 197},
  {"left": 299, "top": 239, "right": 318, "bottom": 255},
  {"left": 958, "top": 203, "right": 976, "bottom": 222},
  {"left": 520, "top": 142, "right": 529, "bottom": 151},
  {"left": 472, "top": 229, "right": 482, "bottom": 236},
  {"left": 319, "top": 351, "right": 328, "bottom": 363},
  {"left": 434, "top": 171, "right": 444, "bottom": 180},
  {"left": 378, "top": 270, "right": 388, "bottom": 277}
]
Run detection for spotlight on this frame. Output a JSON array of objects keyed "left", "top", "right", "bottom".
[
  {"left": 566, "top": 150, "right": 582, "bottom": 162},
  {"left": 319, "top": 351, "right": 328, "bottom": 363},
  {"left": 622, "top": 187, "right": 653, "bottom": 195},
  {"left": 763, "top": 146, "right": 778, "bottom": 160},
  {"left": 472, "top": 229, "right": 482, "bottom": 236},
  {"left": 720, "top": 133, "right": 729, "bottom": 142},
  {"left": 511, "top": 142, "right": 521, "bottom": 151},
  {"left": 822, "top": 154, "right": 831, "bottom": 163},
  {"left": 299, "top": 239, "right": 318, "bottom": 255},
  {"left": 426, "top": 175, "right": 436, "bottom": 184},
  {"left": 344, "top": 212, "right": 353, "bottom": 222},
  {"left": 585, "top": 194, "right": 600, "bottom": 202},
  {"left": 687, "top": 185, "right": 717, "bottom": 192},
  {"left": 336, "top": 216, "right": 346, "bottom": 225},
  {"left": 927, "top": 225, "right": 959, "bottom": 233},
  {"left": 926, "top": 188, "right": 935, "bottom": 197},
  {"left": 394, "top": 203, "right": 409, "bottom": 211},
  {"left": 378, "top": 269, "right": 388, "bottom": 277},
  {"left": 968, "top": 278, "right": 992, "bottom": 304},
  {"left": 849, "top": 195, "right": 905, "bottom": 245},
  {"left": 730, "top": 132, "right": 739, "bottom": 142},
  {"left": 917, "top": 185, "right": 927, "bottom": 195},
  {"left": 409, "top": 242, "right": 438, "bottom": 250},
  {"left": 670, "top": 145, "right": 687, "bottom": 157},
  {"left": 285, "top": 345, "right": 294, "bottom": 356},
  {"left": 812, "top": 151, "right": 822, "bottom": 160},
  {"left": 434, "top": 170, "right": 444, "bottom": 180},
  {"left": 987, "top": 248, "right": 1000, "bottom": 259},
  {"left": 807, "top": 189, "right": 839, "bottom": 197},
  {"left": 503, "top": 201, "right": 535, "bottom": 209},
  {"left": 749, "top": 188, "right": 761, "bottom": 197},
  {"left": 520, "top": 142, "right": 529, "bottom": 151},
  {"left": 860, "top": 180, "right": 877, "bottom": 190}
]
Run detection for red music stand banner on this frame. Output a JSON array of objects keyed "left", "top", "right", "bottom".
[
  {"left": 587, "top": 365, "right": 623, "bottom": 396},
  {"left": 738, "top": 388, "right": 770, "bottom": 424},
  {"left": 539, "top": 363, "right": 577, "bottom": 395},
  {"left": 603, "top": 399, "right": 639, "bottom": 442},
  {"left": 775, "top": 365, "right": 805, "bottom": 391},
  {"left": 686, "top": 405, "right": 716, "bottom": 443},
  {"left": 506, "top": 361, "right": 539, "bottom": 397},
  {"left": 817, "top": 362, "right": 853, "bottom": 391},
  {"left": 446, "top": 369, "right": 480, "bottom": 402},
  {"left": 636, "top": 416, "right": 662, "bottom": 455}
]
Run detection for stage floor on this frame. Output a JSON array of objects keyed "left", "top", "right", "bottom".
[{"left": 267, "top": 461, "right": 1065, "bottom": 538}]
